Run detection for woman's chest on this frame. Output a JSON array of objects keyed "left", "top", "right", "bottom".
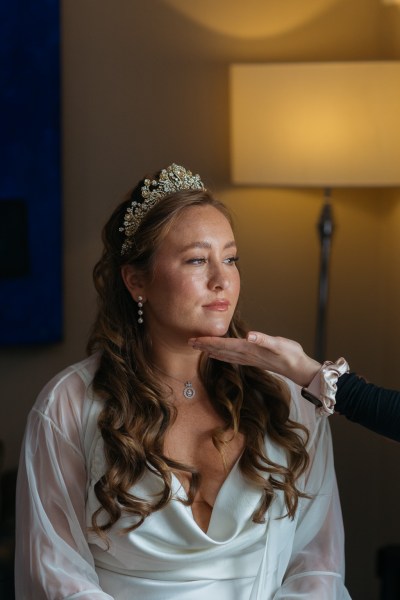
[
  {"left": 165, "top": 403, "right": 244, "bottom": 478},
  {"left": 164, "top": 405, "right": 245, "bottom": 530}
]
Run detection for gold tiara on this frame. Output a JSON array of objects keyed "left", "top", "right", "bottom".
[{"left": 119, "top": 163, "right": 206, "bottom": 255}]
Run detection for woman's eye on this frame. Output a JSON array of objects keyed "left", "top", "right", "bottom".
[
  {"left": 187, "top": 257, "right": 207, "bottom": 265},
  {"left": 224, "top": 256, "right": 240, "bottom": 265},
  {"left": 186, "top": 256, "right": 239, "bottom": 266}
]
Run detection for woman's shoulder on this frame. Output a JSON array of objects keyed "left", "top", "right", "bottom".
[{"left": 31, "top": 353, "right": 102, "bottom": 433}]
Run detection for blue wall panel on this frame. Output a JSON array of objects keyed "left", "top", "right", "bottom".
[{"left": 0, "top": 0, "right": 62, "bottom": 344}]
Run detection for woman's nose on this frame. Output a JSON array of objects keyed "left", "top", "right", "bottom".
[{"left": 208, "top": 263, "right": 229, "bottom": 290}]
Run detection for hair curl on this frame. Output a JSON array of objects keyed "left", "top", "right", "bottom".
[{"left": 87, "top": 176, "right": 309, "bottom": 538}]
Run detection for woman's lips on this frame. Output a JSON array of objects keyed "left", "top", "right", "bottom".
[{"left": 203, "top": 300, "right": 230, "bottom": 311}]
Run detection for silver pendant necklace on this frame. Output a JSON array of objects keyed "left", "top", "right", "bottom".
[
  {"left": 155, "top": 368, "right": 197, "bottom": 399},
  {"left": 182, "top": 381, "right": 195, "bottom": 399}
]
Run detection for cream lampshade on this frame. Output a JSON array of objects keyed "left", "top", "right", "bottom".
[{"left": 230, "top": 61, "right": 400, "bottom": 359}]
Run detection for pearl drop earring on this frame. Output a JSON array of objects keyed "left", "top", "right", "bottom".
[{"left": 137, "top": 296, "right": 144, "bottom": 324}]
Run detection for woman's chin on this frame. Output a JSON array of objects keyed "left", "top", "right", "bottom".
[{"left": 194, "top": 323, "right": 230, "bottom": 338}]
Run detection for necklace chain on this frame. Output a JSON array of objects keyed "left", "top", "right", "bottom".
[{"left": 155, "top": 367, "right": 197, "bottom": 399}]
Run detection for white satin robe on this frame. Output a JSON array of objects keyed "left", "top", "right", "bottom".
[{"left": 15, "top": 354, "right": 351, "bottom": 599}]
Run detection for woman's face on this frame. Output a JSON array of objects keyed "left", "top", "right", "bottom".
[{"left": 137, "top": 204, "right": 240, "bottom": 346}]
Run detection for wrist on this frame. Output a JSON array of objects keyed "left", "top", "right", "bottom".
[{"left": 293, "top": 357, "right": 322, "bottom": 388}]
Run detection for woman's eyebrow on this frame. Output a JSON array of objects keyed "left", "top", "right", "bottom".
[{"left": 179, "top": 240, "right": 237, "bottom": 252}]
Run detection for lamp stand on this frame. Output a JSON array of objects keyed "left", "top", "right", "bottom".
[{"left": 315, "top": 188, "right": 334, "bottom": 362}]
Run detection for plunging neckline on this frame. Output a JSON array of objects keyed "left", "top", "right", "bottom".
[{"left": 171, "top": 454, "right": 243, "bottom": 535}]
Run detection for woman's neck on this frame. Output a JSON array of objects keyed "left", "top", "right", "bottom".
[{"left": 149, "top": 339, "right": 201, "bottom": 380}]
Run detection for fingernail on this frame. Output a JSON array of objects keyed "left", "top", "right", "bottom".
[{"left": 248, "top": 333, "right": 257, "bottom": 342}]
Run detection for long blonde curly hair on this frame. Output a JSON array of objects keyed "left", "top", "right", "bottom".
[{"left": 87, "top": 175, "right": 309, "bottom": 538}]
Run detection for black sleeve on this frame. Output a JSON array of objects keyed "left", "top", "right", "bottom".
[{"left": 335, "top": 373, "right": 400, "bottom": 442}]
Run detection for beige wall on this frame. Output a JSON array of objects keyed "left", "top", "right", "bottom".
[{"left": 2, "top": 1, "right": 400, "bottom": 597}]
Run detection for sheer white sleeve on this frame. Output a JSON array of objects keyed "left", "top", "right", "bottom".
[
  {"left": 273, "top": 379, "right": 350, "bottom": 599},
  {"left": 15, "top": 363, "right": 114, "bottom": 600}
]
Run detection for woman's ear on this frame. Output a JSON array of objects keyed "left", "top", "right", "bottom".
[{"left": 121, "top": 264, "right": 145, "bottom": 301}]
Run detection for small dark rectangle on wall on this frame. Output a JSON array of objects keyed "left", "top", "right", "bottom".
[{"left": 0, "top": 199, "right": 30, "bottom": 278}]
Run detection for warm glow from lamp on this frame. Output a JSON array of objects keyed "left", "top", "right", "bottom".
[
  {"left": 231, "top": 62, "right": 400, "bottom": 187},
  {"left": 162, "top": 0, "right": 338, "bottom": 39}
]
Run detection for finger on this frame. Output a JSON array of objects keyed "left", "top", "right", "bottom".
[
  {"left": 247, "top": 331, "right": 277, "bottom": 350},
  {"left": 188, "top": 336, "right": 222, "bottom": 347},
  {"left": 188, "top": 337, "right": 253, "bottom": 364},
  {"left": 189, "top": 336, "right": 239, "bottom": 352}
]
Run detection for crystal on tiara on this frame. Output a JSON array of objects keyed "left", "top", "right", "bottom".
[{"left": 119, "top": 163, "right": 206, "bottom": 255}]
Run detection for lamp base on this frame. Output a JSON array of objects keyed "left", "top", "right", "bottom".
[{"left": 315, "top": 188, "right": 334, "bottom": 362}]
